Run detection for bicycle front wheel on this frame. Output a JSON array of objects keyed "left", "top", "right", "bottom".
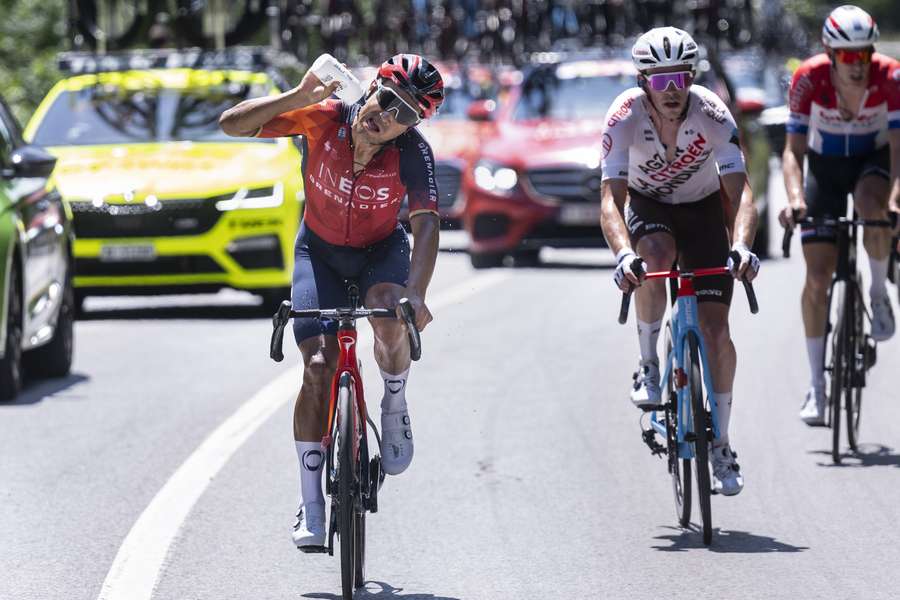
[
  {"left": 829, "top": 286, "right": 847, "bottom": 464},
  {"left": 336, "top": 375, "right": 357, "bottom": 600},
  {"left": 664, "top": 323, "right": 691, "bottom": 527},
  {"left": 685, "top": 332, "right": 712, "bottom": 545},
  {"left": 846, "top": 282, "right": 865, "bottom": 452}
]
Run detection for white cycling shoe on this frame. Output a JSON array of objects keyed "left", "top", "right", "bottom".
[
  {"left": 870, "top": 294, "right": 895, "bottom": 342},
  {"left": 292, "top": 503, "right": 326, "bottom": 551},
  {"left": 630, "top": 360, "right": 662, "bottom": 408},
  {"left": 710, "top": 444, "right": 744, "bottom": 496},
  {"left": 380, "top": 408, "right": 414, "bottom": 475},
  {"left": 799, "top": 387, "right": 826, "bottom": 426}
]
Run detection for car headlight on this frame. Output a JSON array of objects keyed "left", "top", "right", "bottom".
[
  {"left": 215, "top": 182, "right": 284, "bottom": 211},
  {"left": 473, "top": 162, "right": 518, "bottom": 193}
]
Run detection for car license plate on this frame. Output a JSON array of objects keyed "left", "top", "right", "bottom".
[
  {"left": 559, "top": 204, "right": 602, "bottom": 225},
  {"left": 100, "top": 244, "right": 156, "bottom": 262}
]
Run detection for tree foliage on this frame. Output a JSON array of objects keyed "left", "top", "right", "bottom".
[{"left": 0, "top": 1, "right": 66, "bottom": 125}]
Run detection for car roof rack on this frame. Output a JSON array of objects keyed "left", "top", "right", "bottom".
[{"left": 57, "top": 46, "right": 297, "bottom": 75}]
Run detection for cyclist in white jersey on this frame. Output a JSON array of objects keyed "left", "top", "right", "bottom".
[{"left": 600, "top": 27, "right": 760, "bottom": 496}]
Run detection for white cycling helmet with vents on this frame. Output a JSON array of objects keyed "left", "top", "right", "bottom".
[
  {"left": 631, "top": 27, "right": 699, "bottom": 74},
  {"left": 822, "top": 5, "right": 879, "bottom": 49}
]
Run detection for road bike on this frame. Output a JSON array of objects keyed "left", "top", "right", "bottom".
[
  {"left": 782, "top": 211, "right": 893, "bottom": 463},
  {"left": 270, "top": 282, "right": 421, "bottom": 600},
  {"left": 619, "top": 253, "right": 758, "bottom": 545}
]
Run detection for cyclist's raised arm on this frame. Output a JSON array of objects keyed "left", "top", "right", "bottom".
[{"left": 219, "top": 70, "right": 340, "bottom": 137}]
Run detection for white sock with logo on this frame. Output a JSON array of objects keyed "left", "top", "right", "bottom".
[
  {"left": 806, "top": 336, "right": 826, "bottom": 392},
  {"left": 869, "top": 256, "right": 889, "bottom": 299},
  {"left": 295, "top": 440, "right": 324, "bottom": 520},
  {"left": 380, "top": 368, "right": 409, "bottom": 413},
  {"left": 637, "top": 319, "right": 662, "bottom": 366},
  {"left": 711, "top": 392, "right": 732, "bottom": 447}
]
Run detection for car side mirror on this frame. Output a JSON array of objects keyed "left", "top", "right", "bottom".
[
  {"left": 5, "top": 145, "right": 57, "bottom": 179},
  {"left": 466, "top": 99, "right": 496, "bottom": 122}
]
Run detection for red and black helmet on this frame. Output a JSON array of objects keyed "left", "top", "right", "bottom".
[{"left": 377, "top": 54, "right": 444, "bottom": 119}]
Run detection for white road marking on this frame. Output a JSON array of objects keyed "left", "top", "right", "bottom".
[{"left": 96, "top": 270, "right": 511, "bottom": 600}]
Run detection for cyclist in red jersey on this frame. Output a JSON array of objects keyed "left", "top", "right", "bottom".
[
  {"left": 220, "top": 54, "right": 444, "bottom": 550},
  {"left": 778, "top": 6, "right": 900, "bottom": 425}
]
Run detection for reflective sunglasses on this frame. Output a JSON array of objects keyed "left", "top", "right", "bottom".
[
  {"left": 375, "top": 82, "right": 422, "bottom": 126},
  {"left": 832, "top": 47, "right": 874, "bottom": 65},
  {"left": 644, "top": 71, "right": 693, "bottom": 92}
]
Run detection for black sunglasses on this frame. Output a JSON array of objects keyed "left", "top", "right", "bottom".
[{"left": 375, "top": 82, "right": 422, "bottom": 126}]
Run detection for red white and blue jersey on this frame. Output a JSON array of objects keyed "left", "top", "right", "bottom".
[
  {"left": 786, "top": 53, "right": 900, "bottom": 156},
  {"left": 257, "top": 99, "right": 438, "bottom": 248}
]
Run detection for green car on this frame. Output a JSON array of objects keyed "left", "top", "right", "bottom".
[{"left": 0, "top": 98, "right": 75, "bottom": 401}]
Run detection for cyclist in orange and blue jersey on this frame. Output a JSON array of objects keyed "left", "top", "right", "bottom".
[{"left": 220, "top": 54, "right": 444, "bottom": 550}]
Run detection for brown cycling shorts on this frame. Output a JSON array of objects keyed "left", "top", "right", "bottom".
[{"left": 624, "top": 188, "right": 733, "bottom": 306}]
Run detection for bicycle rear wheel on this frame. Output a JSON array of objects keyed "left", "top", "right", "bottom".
[
  {"left": 664, "top": 323, "right": 691, "bottom": 527},
  {"left": 829, "top": 286, "right": 847, "bottom": 464},
  {"left": 685, "top": 332, "right": 712, "bottom": 545},
  {"left": 336, "top": 375, "right": 357, "bottom": 600},
  {"left": 846, "top": 283, "right": 864, "bottom": 453}
]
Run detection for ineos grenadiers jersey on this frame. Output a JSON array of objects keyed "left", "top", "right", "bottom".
[
  {"left": 786, "top": 53, "right": 900, "bottom": 157},
  {"left": 600, "top": 85, "right": 745, "bottom": 204},
  {"left": 257, "top": 99, "right": 438, "bottom": 248}
]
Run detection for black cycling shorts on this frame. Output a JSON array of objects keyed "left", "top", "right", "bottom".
[
  {"left": 802, "top": 146, "right": 890, "bottom": 244},
  {"left": 625, "top": 189, "right": 733, "bottom": 306},
  {"left": 291, "top": 223, "right": 410, "bottom": 344}
]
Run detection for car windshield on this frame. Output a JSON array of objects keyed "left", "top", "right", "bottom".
[
  {"left": 31, "top": 79, "right": 273, "bottom": 146},
  {"left": 513, "top": 68, "right": 633, "bottom": 121}
]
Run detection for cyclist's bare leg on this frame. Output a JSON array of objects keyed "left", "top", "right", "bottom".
[
  {"left": 698, "top": 302, "right": 736, "bottom": 444},
  {"left": 365, "top": 282, "right": 412, "bottom": 374},
  {"left": 634, "top": 232, "right": 676, "bottom": 323},
  {"left": 294, "top": 335, "right": 340, "bottom": 441},
  {"left": 854, "top": 174, "right": 891, "bottom": 262},
  {"left": 802, "top": 243, "right": 839, "bottom": 336}
]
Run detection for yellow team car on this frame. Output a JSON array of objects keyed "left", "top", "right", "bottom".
[{"left": 23, "top": 50, "right": 304, "bottom": 312}]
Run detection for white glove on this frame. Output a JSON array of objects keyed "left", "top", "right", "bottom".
[
  {"left": 727, "top": 242, "right": 760, "bottom": 280},
  {"left": 614, "top": 249, "right": 646, "bottom": 291}
]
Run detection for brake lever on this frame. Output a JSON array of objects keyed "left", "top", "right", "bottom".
[{"left": 270, "top": 300, "right": 292, "bottom": 362}]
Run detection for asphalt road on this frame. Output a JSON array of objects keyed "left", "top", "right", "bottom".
[{"left": 3, "top": 205, "right": 900, "bottom": 600}]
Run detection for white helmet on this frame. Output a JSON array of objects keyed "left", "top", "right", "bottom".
[
  {"left": 632, "top": 27, "right": 699, "bottom": 73},
  {"left": 822, "top": 5, "right": 879, "bottom": 49}
]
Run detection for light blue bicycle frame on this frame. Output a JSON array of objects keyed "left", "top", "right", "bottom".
[{"left": 648, "top": 277, "right": 720, "bottom": 459}]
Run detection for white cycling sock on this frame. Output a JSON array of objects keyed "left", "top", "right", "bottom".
[
  {"left": 711, "top": 392, "right": 732, "bottom": 447},
  {"left": 295, "top": 440, "right": 324, "bottom": 517},
  {"left": 380, "top": 367, "right": 409, "bottom": 413},
  {"left": 869, "top": 256, "right": 889, "bottom": 299},
  {"left": 637, "top": 319, "right": 662, "bottom": 366},
  {"left": 806, "top": 336, "right": 826, "bottom": 392}
]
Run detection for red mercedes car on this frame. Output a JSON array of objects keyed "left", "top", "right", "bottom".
[{"left": 461, "top": 57, "right": 635, "bottom": 267}]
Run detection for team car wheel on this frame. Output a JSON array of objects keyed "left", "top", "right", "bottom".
[
  {"left": 469, "top": 252, "right": 505, "bottom": 269},
  {"left": 0, "top": 262, "right": 24, "bottom": 401}
]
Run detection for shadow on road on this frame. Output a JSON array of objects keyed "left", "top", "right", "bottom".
[
  {"left": 809, "top": 444, "right": 900, "bottom": 468},
  {"left": 0, "top": 372, "right": 90, "bottom": 407},
  {"left": 651, "top": 526, "right": 809, "bottom": 553},
  {"left": 79, "top": 303, "right": 271, "bottom": 321},
  {"left": 304, "top": 580, "right": 461, "bottom": 600}
]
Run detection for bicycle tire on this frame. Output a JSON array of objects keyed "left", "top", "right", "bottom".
[
  {"left": 664, "top": 323, "right": 691, "bottom": 527},
  {"left": 354, "top": 511, "right": 366, "bottom": 588},
  {"left": 686, "top": 332, "right": 712, "bottom": 545},
  {"left": 336, "top": 376, "right": 356, "bottom": 600},
  {"left": 830, "top": 286, "right": 847, "bottom": 464},
  {"left": 846, "top": 282, "right": 864, "bottom": 452}
]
